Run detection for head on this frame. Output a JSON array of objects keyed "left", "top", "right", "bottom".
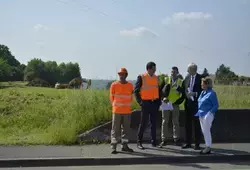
[
  {"left": 118, "top": 68, "right": 128, "bottom": 82},
  {"left": 146, "top": 61, "right": 156, "bottom": 76},
  {"left": 171, "top": 66, "right": 179, "bottom": 78},
  {"left": 201, "top": 77, "right": 213, "bottom": 90},
  {"left": 187, "top": 63, "right": 198, "bottom": 75}
]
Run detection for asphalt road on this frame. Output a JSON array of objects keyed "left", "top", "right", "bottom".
[{"left": 2, "top": 163, "right": 250, "bottom": 170}]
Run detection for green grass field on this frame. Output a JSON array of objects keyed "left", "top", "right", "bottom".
[{"left": 0, "top": 81, "right": 250, "bottom": 145}]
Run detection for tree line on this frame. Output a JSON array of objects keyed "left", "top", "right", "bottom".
[
  {"left": 0, "top": 44, "right": 81, "bottom": 86},
  {"left": 1, "top": 44, "right": 249, "bottom": 87}
]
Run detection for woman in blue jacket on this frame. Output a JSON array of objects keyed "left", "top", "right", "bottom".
[{"left": 195, "top": 77, "right": 219, "bottom": 154}]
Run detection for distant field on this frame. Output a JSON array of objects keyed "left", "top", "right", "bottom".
[{"left": 0, "top": 82, "right": 249, "bottom": 145}]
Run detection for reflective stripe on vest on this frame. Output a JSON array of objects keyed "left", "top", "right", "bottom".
[
  {"left": 112, "top": 94, "right": 132, "bottom": 99},
  {"left": 113, "top": 102, "right": 132, "bottom": 107},
  {"left": 111, "top": 81, "right": 133, "bottom": 114},
  {"left": 140, "top": 73, "right": 159, "bottom": 100}
]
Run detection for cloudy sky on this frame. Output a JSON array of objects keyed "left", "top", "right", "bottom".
[{"left": 1, "top": 0, "right": 250, "bottom": 79}]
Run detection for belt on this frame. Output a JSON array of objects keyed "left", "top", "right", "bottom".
[{"left": 143, "top": 99, "right": 158, "bottom": 102}]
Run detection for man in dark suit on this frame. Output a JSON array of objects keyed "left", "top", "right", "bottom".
[
  {"left": 181, "top": 63, "right": 202, "bottom": 150},
  {"left": 134, "top": 62, "right": 161, "bottom": 149}
]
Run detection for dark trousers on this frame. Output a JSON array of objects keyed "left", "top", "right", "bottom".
[
  {"left": 184, "top": 100, "right": 202, "bottom": 145},
  {"left": 137, "top": 101, "right": 158, "bottom": 143}
]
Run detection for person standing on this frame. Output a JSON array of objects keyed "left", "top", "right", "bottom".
[
  {"left": 182, "top": 63, "right": 203, "bottom": 150},
  {"left": 159, "top": 66, "right": 184, "bottom": 147},
  {"left": 195, "top": 77, "right": 219, "bottom": 154},
  {"left": 110, "top": 68, "right": 134, "bottom": 154},
  {"left": 134, "top": 61, "right": 161, "bottom": 149}
]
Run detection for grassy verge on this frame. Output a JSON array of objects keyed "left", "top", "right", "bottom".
[{"left": 0, "top": 83, "right": 250, "bottom": 145}]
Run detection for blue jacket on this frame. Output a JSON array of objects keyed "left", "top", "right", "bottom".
[{"left": 195, "top": 88, "right": 219, "bottom": 117}]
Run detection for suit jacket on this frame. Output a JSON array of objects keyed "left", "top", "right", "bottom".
[{"left": 180, "top": 73, "right": 202, "bottom": 104}]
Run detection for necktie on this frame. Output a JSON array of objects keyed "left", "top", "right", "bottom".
[{"left": 190, "top": 76, "right": 194, "bottom": 91}]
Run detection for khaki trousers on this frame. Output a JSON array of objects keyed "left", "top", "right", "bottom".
[
  {"left": 161, "top": 104, "right": 180, "bottom": 141},
  {"left": 110, "top": 113, "right": 131, "bottom": 149}
]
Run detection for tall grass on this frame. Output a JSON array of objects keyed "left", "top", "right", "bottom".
[{"left": 0, "top": 84, "right": 249, "bottom": 145}]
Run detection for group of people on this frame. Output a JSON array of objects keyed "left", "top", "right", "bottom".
[{"left": 109, "top": 61, "right": 219, "bottom": 155}]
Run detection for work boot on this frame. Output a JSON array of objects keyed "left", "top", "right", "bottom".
[
  {"left": 111, "top": 149, "right": 118, "bottom": 154},
  {"left": 121, "top": 145, "right": 134, "bottom": 152},
  {"left": 158, "top": 141, "right": 167, "bottom": 148}
]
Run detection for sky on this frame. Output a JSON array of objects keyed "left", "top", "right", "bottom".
[{"left": 1, "top": 0, "right": 250, "bottom": 80}]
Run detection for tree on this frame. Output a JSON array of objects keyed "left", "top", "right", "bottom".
[
  {"left": 201, "top": 68, "right": 209, "bottom": 78},
  {"left": 0, "top": 44, "right": 24, "bottom": 81},
  {"left": 0, "top": 58, "right": 12, "bottom": 81},
  {"left": 24, "top": 59, "right": 81, "bottom": 86},
  {"left": 24, "top": 58, "right": 46, "bottom": 81},
  {"left": 215, "top": 64, "right": 238, "bottom": 84}
]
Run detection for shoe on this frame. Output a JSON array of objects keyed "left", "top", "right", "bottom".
[
  {"left": 111, "top": 149, "right": 117, "bottom": 154},
  {"left": 194, "top": 144, "right": 201, "bottom": 150},
  {"left": 121, "top": 146, "right": 134, "bottom": 152},
  {"left": 182, "top": 143, "right": 191, "bottom": 149},
  {"left": 158, "top": 141, "right": 167, "bottom": 148},
  {"left": 151, "top": 141, "right": 157, "bottom": 147},
  {"left": 174, "top": 139, "right": 181, "bottom": 146},
  {"left": 200, "top": 147, "right": 211, "bottom": 154},
  {"left": 137, "top": 143, "right": 145, "bottom": 150}
]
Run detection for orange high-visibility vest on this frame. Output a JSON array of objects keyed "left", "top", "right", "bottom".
[
  {"left": 110, "top": 81, "right": 133, "bottom": 114},
  {"left": 140, "top": 73, "right": 159, "bottom": 100}
]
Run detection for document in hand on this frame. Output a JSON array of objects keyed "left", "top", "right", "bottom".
[{"left": 161, "top": 101, "right": 174, "bottom": 111}]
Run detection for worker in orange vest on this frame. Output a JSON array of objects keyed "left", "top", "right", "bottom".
[
  {"left": 110, "top": 68, "right": 134, "bottom": 154},
  {"left": 134, "top": 61, "right": 161, "bottom": 149}
]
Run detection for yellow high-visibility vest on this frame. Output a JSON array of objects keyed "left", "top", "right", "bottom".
[{"left": 165, "top": 76, "right": 183, "bottom": 103}]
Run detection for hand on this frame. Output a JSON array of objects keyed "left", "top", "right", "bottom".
[
  {"left": 191, "top": 92, "right": 197, "bottom": 96},
  {"left": 188, "top": 92, "right": 196, "bottom": 97}
]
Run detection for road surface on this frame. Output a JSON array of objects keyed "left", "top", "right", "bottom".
[{"left": 1, "top": 163, "right": 250, "bottom": 170}]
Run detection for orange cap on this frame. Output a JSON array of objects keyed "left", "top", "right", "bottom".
[{"left": 118, "top": 68, "right": 128, "bottom": 74}]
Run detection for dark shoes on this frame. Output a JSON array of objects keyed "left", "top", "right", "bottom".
[
  {"left": 137, "top": 141, "right": 157, "bottom": 149},
  {"left": 121, "top": 146, "right": 134, "bottom": 152},
  {"left": 111, "top": 145, "right": 134, "bottom": 154},
  {"left": 200, "top": 147, "right": 211, "bottom": 154},
  {"left": 194, "top": 145, "right": 201, "bottom": 150},
  {"left": 174, "top": 139, "right": 181, "bottom": 146},
  {"left": 182, "top": 143, "right": 200, "bottom": 150},
  {"left": 137, "top": 143, "right": 145, "bottom": 150},
  {"left": 158, "top": 141, "right": 167, "bottom": 148},
  {"left": 181, "top": 143, "right": 192, "bottom": 149},
  {"left": 111, "top": 149, "right": 118, "bottom": 154},
  {"left": 151, "top": 141, "right": 157, "bottom": 147}
]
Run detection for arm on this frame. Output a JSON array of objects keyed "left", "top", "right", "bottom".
[
  {"left": 156, "top": 84, "right": 162, "bottom": 107},
  {"left": 162, "top": 84, "right": 170, "bottom": 99},
  {"left": 134, "top": 75, "right": 143, "bottom": 105},
  {"left": 109, "top": 83, "right": 115, "bottom": 103},
  {"left": 196, "top": 74, "right": 203, "bottom": 98},
  {"left": 209, "top": 91, "right": 219, "bottom": 114},
  {"left": 174, "top": 80, "right": 185, "bottom": 105}
]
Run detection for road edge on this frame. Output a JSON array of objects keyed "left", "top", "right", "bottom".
[{"left": 1, "top": 154, "right": 250, "bottom": 167}]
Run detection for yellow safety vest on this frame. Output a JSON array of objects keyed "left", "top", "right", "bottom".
[{"left": 165, "top": 76, "right": 183, "bottom": 103}]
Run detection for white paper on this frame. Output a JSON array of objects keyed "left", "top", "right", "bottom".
[
  {"left": 187, "top": 87, "right": 194, "bottom": 101},
  {"left": 161, "top": 101, "right": 174, "bottom": 111}
]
